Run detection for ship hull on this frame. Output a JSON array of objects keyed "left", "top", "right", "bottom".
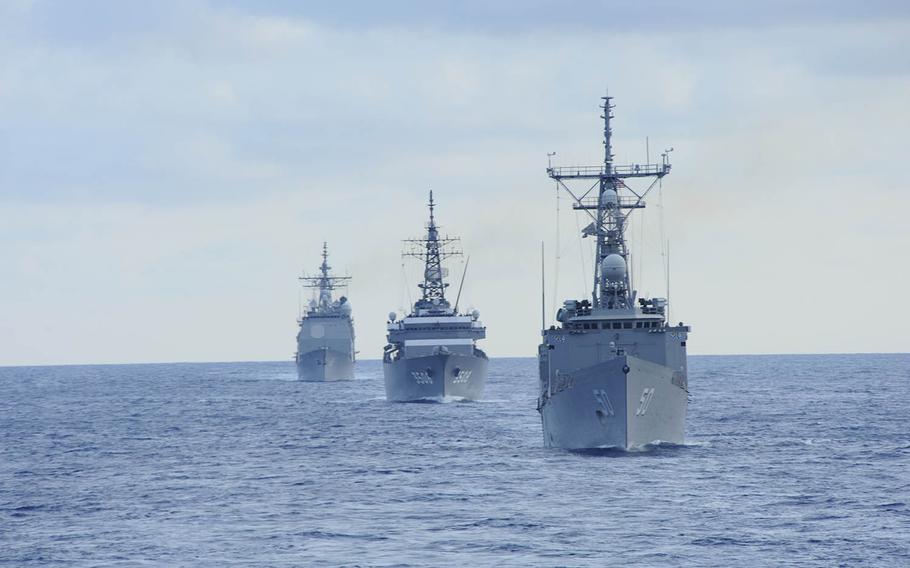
[
  {"left": 296, "top": 348, "right": 354, "bottom": 382},
  {"left": 540, "top": 355, "right": 686, "bottom": 450},
  {"left": 383, "top": 352, "right": 488, "bottom": 402}
]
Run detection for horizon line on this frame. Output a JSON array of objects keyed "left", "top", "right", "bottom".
[{"left": 2, "top": 351, "right": 908, "bottom": 369}]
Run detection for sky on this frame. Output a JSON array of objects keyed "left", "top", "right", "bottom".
[{"left": 1, "top": 0, "right": 908, "bottom": 365}]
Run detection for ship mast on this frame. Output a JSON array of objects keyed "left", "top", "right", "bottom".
[
  {"left": 548, "top": 96, "right": 671, "bottom": 311},
  {"left": 299, "top": 242, "right": 351, "bottom": 309},
  {"left": 403, "top": 191, "right": 462, "bottom": 313},
  {"left": 595, "top": 96, "right": 629, "bottom": 310}
]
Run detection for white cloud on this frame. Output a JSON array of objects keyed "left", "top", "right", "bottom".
[{"left": 1, "top": 2, "right": 908, "bottom": 364}]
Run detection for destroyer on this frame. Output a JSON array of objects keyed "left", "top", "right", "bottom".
[
  {"left": 538, "top": 96, "right": 690, "bottom": 449},
  {"left": 296, "top": 243, "right": 355, "bottom": 381},
  {"left": 383, "top": 192, "right": 488, "bottom": 402}
]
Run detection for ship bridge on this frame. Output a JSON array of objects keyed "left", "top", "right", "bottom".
[{"left": 387, "top": 315, "right": 485, "bottom": 342}]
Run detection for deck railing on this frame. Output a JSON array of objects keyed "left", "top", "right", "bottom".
[{"left": 548, "top": 163, "right": 670, "bottom": 179}]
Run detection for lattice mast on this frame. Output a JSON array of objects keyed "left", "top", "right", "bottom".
[
  {"left": 402, "top": 191, "right": 462, "bottom": 310},
  {"left": 299, "top": 242, "right": 351, "bottom": 309},
  {"left": 547, "top": 96, "right": 671, "bottom": 311},
  {"left": 595, "top": 97, "right": 629, "bottom": 309}
]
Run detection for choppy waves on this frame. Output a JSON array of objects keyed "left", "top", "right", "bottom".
[{"left": 1, "top": 354, "right": 908, "bottom": 566}]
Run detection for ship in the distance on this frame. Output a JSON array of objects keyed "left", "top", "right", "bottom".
[
  {"left": 296, "top": 243, "right": 355, "bottom": 381},
  {"left": 383, "top": 191, "right": 488, "bottom": 402},
  {"left": 538, "top": 95, "right": 691, "bottom": 449}
]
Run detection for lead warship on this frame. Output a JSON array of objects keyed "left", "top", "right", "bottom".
[
  {"left": 296, "top": 243, "right": 355, "bottom": 381},
  {"left": 383, "top": 192, "right": 488, "bottom": 402},
  {"left": 538, "top": 96, "right": 691, "bottom": 449}
]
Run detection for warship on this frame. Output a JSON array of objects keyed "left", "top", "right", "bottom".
[
  {"left": 383, "top": 191, "right": 488, "bottom": 402},
  {"left": 295, "top": 243, "right": 355, "bottom": 381},
  {"left": 538, "top": 96, "right": 690, "bottom": 449}
]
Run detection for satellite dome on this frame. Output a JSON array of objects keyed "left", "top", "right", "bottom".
[
  {"left": 603, "top": 188, "right": 619, "bottom": 207},
  {"left": 388, "top": 312, "right": 397, "bottom": 322},
  {"left": 339, "top": 302, "right": 352, "bottom": 315},
  {"left": 471, "top": 309, "right": 480, "bottom": 320},
  {"left": 601, "top": 254, "right": 627, "bottom": 282}
]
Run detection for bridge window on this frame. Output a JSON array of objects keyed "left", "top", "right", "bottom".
[
  {"left": 623, "top": 322, "right": 633, "bottom": 329},
  {"left": 635, "top": 322, "right": 643, "bottom": 328},
  {"left": 612, "top": 322, "right": 622, "bottom": 329}
]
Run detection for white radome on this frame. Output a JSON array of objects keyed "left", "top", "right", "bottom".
[
  {"left": 601, "top": 253, "right": 627, "bottom": 282},
  {"left": 388, "top": 311, "right": 397, "bottom": 322},
  {"left": 603, "top": 188, "right": 619, "bottom": 207}
]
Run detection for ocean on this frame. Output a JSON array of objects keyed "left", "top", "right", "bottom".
[{"left": 1, "top": 354, "right": 908, "bottom": 566}]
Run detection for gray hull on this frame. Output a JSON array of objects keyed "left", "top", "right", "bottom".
[
  {"left": 296, "top": 348, "right": 354, "bottom": 382},
  {"left": 383, "top": 352, "right": 488, "bottom": 402},
  {"left": 540, "top": 355, "right": 686, "bottom": 449}
]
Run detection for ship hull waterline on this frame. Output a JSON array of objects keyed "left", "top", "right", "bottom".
[
  {"left": 540, "top": 355, "right": 686, "bottom": 450},
  {"left": 383, "top": 352, "right": 488, "bottom": 402},
  {"left": 296, "top": 348, "right": 354, "bottom": 382}
]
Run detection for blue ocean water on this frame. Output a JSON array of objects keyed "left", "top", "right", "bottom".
[{"left": 1, "top": 354, "right": 908, "bottom": 567}]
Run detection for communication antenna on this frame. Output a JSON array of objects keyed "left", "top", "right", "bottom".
[
  {"left": 667, "top": 241, "right": 671, "bottom": 323},
  {"left": 540, "top": 241, "right": 546, "bottom": 331},
  {"left": 454, "top": 256, "right": 470, "bottom": 313},
  {"left": 400, "top": 261, "right": 412, "bottom": 310},
  {"left": 552, "top": 171, "right": 560, "bottom": 323}
]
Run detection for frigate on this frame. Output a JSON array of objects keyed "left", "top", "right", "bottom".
[
  {"left": 538, "top": 96, "right": 691, "bottom": 450},
  {"left": 383, "top": 191, "right": 488, "bottom": 402},
  {"left": 295, "top": 243, "right": 355, "bottom": 381}
]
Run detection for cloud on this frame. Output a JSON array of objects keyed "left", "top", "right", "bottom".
[{"left": 1, "top": 1, "right": 909, "bottom": 364}]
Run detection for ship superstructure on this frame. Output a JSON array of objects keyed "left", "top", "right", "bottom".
[
  {"left": 383, "top": 192, "right": 488, "bottom": 401},
  {"left": 296, "top": 243, "right": 355, "bottom": 381},
  {"left": 538, "top": 96, "right": 691, "bottom": 449}
]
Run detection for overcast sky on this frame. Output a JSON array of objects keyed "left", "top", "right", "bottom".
[{"left": 1, "top": 1, "right": 908, "bottom": 365}]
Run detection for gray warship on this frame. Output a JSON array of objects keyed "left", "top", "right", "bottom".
[
  {"left": 383, "top": 192, "right": 488, "bottom": 402},
  {"left": 538, "top": 96, "right": 691, "bottom": 449},
  {"left": 295, "top": 243, "right": 355, "bottom": 381}
]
